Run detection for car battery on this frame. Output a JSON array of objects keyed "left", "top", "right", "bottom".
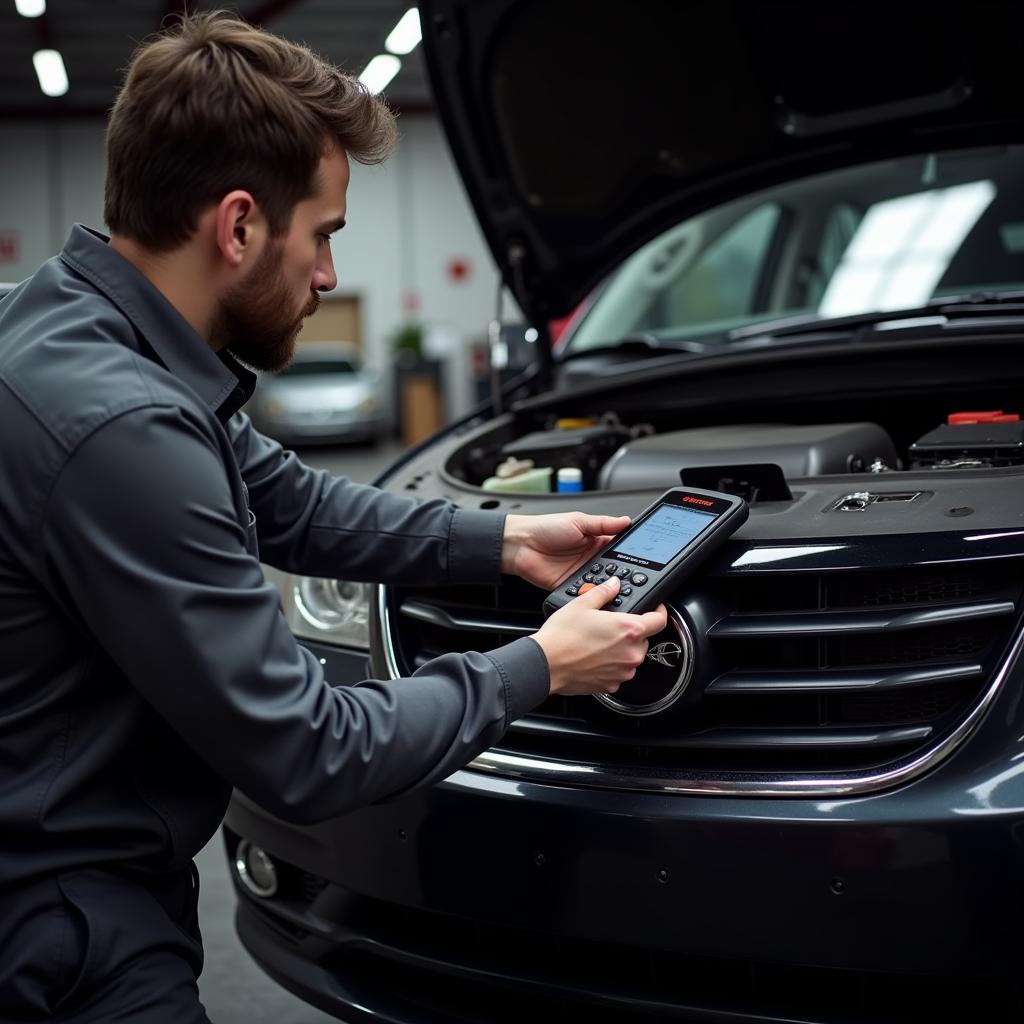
[{"left": 910, "top": 413, "right": 1024, "bottom": 469}]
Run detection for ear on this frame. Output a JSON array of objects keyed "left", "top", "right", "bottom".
[{"left": 214, "top": 190, "right": 265, "bottom": 268}]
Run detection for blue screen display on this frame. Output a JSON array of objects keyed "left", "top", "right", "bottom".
[{"left": 614, "top": 505, "right": 716, "bottom": 564}]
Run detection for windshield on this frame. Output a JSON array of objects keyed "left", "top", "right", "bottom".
[{"left": 565, "top": 146, "right": 1024, "bottom": 352}]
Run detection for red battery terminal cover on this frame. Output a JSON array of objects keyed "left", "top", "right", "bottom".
[{"left": 947, "top": 410, "right": 1021, "bottom": 424}]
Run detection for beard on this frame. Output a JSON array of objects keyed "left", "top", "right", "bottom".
[{"left": 213, "top": 239, "right": 320, "bottom": 372}]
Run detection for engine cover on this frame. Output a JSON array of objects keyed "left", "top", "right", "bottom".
[{"left": 597, "top": 423, "right": 897, "bottom": 490}]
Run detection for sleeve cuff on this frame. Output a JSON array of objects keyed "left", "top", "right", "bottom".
[
  {"left": 447, "top": 508, "right": 506, "bottom": 584},
  {"left": 485, "top": 635, "right": 550, "bottom": 725}
]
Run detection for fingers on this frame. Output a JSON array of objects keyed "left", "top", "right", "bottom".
[
  {"left": 571, "top": 536, "right": 612, "bottom": 568},
  {"left": 577, "top": 575, "right": 620, "bottom": 607}
]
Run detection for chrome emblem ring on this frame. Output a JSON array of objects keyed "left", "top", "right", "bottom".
[{"left": 596, "top": 606, "right": 694, "bottom": 717}]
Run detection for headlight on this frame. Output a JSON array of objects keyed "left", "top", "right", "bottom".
[
  {"left": 264, "top": 566, "right": 370, "bottom": 650},
  {"left": 358, "top": 394, "right": 378, "bottom": 411},
  {"left": 295, "top": 577, "right": 369, "bottom": 633}
]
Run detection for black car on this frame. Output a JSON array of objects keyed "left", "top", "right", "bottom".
[{"left": 224, "top": 3, "right": 1024, "bottom": 1021}]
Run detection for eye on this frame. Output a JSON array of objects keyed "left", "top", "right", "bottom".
[{"left": 317, "top": 233, "right": 332, "bottom": 246}]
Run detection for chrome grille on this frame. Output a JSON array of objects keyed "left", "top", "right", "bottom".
[{"left": 382, "top": 557, "right": 1023, "bottom": 786}]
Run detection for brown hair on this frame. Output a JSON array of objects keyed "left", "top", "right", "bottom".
[{"left": 104, "top": 10, "right": 397, "bottom": 250}]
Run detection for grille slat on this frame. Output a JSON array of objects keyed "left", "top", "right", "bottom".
[
  {"left": 707, "top": 663, "right": 984, "bottom": 695},
  {"left": 508, "top": 719, "right": 933, "bottom": 750},
  {"left": 385, "top": 559, "right": 1022, "bottom": 780},
  {"left": 510, "top": 718, "right": 627, "bottom": 742},
  {"left": 677, "top": 725, "right": 933, "bottom": 750},
  {"left": 401, "top": 600, "right": 540, "bottom": 637},
  {"left": 708, "top": 601, "right": 1015, "bottom": 638}
]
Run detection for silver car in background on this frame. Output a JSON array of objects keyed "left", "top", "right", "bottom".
[{"left": 246, "top": 342, "right": 382, "bottom": 446}]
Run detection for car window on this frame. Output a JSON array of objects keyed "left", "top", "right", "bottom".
[
  {"left": 280, "top": 359, "right": 357, "bottom": 376},
  {"left": 804, "top": 202, "right": 862, "bottom": 308},
  {"left": 566, "top": 145, "right": 1024, "bottom": 352},
  {"left": 634, "top": 204, "right": 781, "bottom": 332}
]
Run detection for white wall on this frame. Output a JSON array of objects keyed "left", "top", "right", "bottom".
[
  {"left": 0, "top": 113, "right": 508, "bottom": 419},
  {"left": 341, "top": 114, "right": 510, "bottom": 418}
]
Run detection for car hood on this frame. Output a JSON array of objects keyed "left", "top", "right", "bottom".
[{"left": 421, "top": 0, "right": 1024, "bottom": 329}]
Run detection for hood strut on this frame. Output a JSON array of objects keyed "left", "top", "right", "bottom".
[{"left": 490, "top": 246, "right": 554, "bottom": 414}]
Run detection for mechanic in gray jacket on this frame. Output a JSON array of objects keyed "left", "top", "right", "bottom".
[{"left": 0, "top": 12, "right": 667, "bottom": 1023}]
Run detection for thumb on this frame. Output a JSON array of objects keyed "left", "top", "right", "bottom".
[
  {"left": 636, "top": 603, "right": 669, "bottom": 636},
  {"left": 577, "top": 514, "right": 631, "bottom": 537},
  {"left": 577, "top": 575, "right": 620, "bottom": 607}
]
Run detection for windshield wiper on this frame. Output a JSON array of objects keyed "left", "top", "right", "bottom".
[
  {"left": 729, "top": 291, "right": 1024, "bottom": 344},
  {"left": 562, "top": 292, "right": 1024, "bottom": 364},
  {"left": 557, "top": 333, "right": 715, "bottom": 362}
]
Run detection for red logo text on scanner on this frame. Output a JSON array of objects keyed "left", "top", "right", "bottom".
[{"left": 682, "top": 496, "right": 714, "bottom": 507}]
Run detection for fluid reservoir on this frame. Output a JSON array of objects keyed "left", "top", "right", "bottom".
[{"left": 482, "top": 457, "right": 553, "bottom": 493}]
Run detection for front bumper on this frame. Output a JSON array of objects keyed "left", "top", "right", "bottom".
[
  {"left": 224, "top": 642, "right": 1024, "bottom": 1023},
  {"left": 254, "top": 412, "right": 381, "bottom": 445}
]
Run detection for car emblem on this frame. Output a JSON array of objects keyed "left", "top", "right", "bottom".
[{"left": 647, "top": 642, "right": 683, "bottom": 667}]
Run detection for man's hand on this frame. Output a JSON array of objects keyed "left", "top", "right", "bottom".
[
  {"left": 533, "top": 577, "right": 669, "bottom": 696},
  {"left": 501, "top": 511, "right": 631, "bottom": 591}
]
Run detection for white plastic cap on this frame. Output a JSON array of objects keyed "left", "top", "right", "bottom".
[
  {"left": 495, "top": 456, "right": 535, "bottom": 479},
  {"left": 556, "top": 467, "right": 583, "bottom": 483}
]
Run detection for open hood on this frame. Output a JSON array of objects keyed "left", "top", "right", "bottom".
[{"left": 421, "top": 0, "right": 1024, "bottom": 328}]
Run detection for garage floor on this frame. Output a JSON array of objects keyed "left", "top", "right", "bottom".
[{"left": 196, "top": 440, "right": 404, "bottom": 1023}]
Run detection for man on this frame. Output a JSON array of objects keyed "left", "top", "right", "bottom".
[{"left": 0, "top": 11, "right": 667, "bottom": 1023}]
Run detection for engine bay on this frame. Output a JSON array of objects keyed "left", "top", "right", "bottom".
[
  {"left": 449, "top": 410, "right": 1024, "bottom": 501},
  {"left": 375, "top": 336, "right": 1024, "bottom": 541},
  {"left": 434, "top": 330, "right": 1024, "bottom": 503}
]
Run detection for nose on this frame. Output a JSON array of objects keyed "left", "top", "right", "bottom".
[{"left": 313, "top": 245, "right": 337, "bottom": 293}]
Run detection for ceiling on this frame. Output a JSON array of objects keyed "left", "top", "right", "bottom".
[{"left": 0, "top": 0, "right": 433, "bottom": 117}]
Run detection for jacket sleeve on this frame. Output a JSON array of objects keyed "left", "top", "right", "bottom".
[
  {"left": 40, "top": 404, "right": 549, "bottom": 824},
  {"left": 227, "top": 412, "right": 506, "bottom": 585}
]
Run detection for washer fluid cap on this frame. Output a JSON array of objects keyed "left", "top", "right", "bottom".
[{"left": 495, "top": 456, "right": 535, "bottom": 478}]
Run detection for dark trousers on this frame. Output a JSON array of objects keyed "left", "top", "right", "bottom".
[{"left": 0, "top": 864, "right": 211, "bottom": 1023}]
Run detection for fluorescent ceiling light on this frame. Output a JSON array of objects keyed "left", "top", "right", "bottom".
[
  {"left": 33, "top": 49, "right": 68, "bottom": 97},
  {"left": 16, "top": 0, "right": 46, "bottom": 17},
  {"left": 385, "top": 8, "right": 422, "bottom": 55},
  {"left": 359, "top": 54, "right": 401, "bottom": 95}
]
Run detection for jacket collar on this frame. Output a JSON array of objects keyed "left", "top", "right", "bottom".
[{"left": 59, "top": 224, "right": 256, "bottom": 423}]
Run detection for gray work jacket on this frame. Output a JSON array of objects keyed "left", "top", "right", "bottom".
[{"left": 0, "top": 225, "right": 548, "bottom": 885}]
